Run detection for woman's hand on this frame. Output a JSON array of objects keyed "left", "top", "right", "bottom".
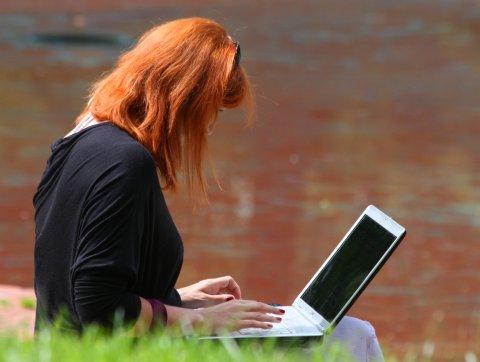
[
  {"left": 178, "top": 276, "right": 242, "bottom": 309},
  {"left": 195, "top": 299, "right": 285, "bottom": 334}
]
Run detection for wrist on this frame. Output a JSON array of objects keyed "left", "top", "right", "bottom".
[
  {"left": 177, "top": 284, "right": 196, "bottom": 301},
  {"left": 163, "top": 305, "right": 203, "bottom": 327},
  {"left": 146, "top": 298, "right": 167, "bottom": 328},
  {"left": 191, "top": 308, "right": 205, "bottom": 327},
  {"left": 177, "top": 289, "right": 188, "bottom": 303}
]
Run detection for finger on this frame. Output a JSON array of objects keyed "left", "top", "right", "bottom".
[
  {"left": 215, "top": 276, "right": 242, "bottom": 299},
  {"left": 204, "top": 294, "right": 235, "bottom": 306},
  {"left": 236, "top": 320, "right": 274, "bottom": 330},
  {"left": 237, "top": 300, "right": 285, "bottom": 315},
  {"left": 240, "top": 312, "right": 282, "bottom": 324}
]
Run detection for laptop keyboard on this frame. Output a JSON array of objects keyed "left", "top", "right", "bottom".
[
  {"left": 238, "top": 325, "right": 293, "bottom": 335},
  {"left": 236, "top": 307, "right": 316, "bottom": 336}
]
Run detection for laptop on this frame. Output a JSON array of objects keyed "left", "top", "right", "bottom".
[{"left": 202, "top": 205, "right": 406, "bottom": 339}]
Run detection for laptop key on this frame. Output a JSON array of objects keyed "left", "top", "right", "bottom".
[{"left": 238, "top": 326, "right": 293, "bottom": 335}]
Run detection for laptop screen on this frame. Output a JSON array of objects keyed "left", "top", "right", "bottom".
[{"left": 300, "top": 215, "right": 396, "bottom": 322}]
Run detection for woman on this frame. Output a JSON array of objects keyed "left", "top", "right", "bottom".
[{"left": 33, "top": 17, "right": 283, "bottom": 334}]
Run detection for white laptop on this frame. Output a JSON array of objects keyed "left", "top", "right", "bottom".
[{"left": 204, "top": 205, "right": 406, "bottom": 339}]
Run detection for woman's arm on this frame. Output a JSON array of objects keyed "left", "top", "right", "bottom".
[
  {"left": 72, "top": 149, "right": 282, "bottom": 333},
  {"left": 72, "top": 150, "right": 154, "bottom": 329},
  {"left": 133, "top": 297, "right": 284, "bottom": 335}
]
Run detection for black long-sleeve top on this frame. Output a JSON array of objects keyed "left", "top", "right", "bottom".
[{"left": 33, "top": 122, "right": 184, "bottom": 332}]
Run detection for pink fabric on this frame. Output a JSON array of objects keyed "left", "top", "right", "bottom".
[{"left": 326, "top": 316, "right": 384, "bottom": 361}]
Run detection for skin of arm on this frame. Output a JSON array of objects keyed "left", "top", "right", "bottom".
[
  {"left": 178, "top": 276, "right": 242, "bottom": 309},
  {"left": 132, "top": 297, "right": 154, "bottom": 335}
]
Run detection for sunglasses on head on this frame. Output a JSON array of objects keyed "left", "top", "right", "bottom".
[
  {"left": 228, "top": 35, "right": 241, "bottom": 69},
  {"left": 233, "top": 40, "right": 241, "bottom": 69}
]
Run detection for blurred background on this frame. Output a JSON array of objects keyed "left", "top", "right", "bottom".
[{"left": 0, "top": 0, "right": 479, "bottom": 360}]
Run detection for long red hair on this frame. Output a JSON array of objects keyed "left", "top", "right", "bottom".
[{"left": 76, "top": 17, "right": 253, "bottom": 201}]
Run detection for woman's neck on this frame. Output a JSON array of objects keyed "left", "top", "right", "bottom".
[{"left": 64, "top": 113, "right": 99, "bottom": 138}]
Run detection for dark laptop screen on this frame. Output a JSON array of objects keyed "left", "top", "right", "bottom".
[{"left": 300, "top": 215, "right": 396, "bottom": 322}]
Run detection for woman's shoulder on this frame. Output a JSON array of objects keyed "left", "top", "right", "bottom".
[{"left": 74, "top": 122, "right": 156, "bottom": 177}]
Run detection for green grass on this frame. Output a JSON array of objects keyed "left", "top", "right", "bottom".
[
  {"left": 0, "top": 322, "right": 476, "bottom": 361},
  {"left": 20, "top": 297, "right": 36, "bottom": 310},
  {"left": 0, "top": 325, "right": 360, "bottom": 362}
]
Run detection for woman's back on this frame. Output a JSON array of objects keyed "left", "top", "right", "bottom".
[{"left": 33, "top": 122, "right": 183, "bottom": 332}]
